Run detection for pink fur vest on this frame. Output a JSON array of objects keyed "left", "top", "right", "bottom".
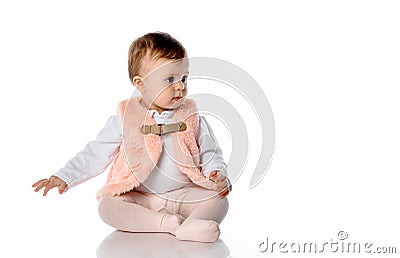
[{"left": 96, "top": 96, "right": 217, "bottom": 199}]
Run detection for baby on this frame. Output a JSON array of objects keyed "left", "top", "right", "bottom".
[{"left": 32, "top": 32, "right": 231, "bottom": 243}]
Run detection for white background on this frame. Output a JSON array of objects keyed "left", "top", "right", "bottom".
[{"left": 1, "top": 0, "right": 399, "bottom": 257}]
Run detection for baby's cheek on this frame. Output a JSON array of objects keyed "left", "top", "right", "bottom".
[{"left": 156, "top": 94, "right": 172, "bottom": 105}]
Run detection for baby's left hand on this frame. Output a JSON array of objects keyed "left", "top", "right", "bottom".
[{"left": 209, "top": 170, "right": 230, "bottom": 198}]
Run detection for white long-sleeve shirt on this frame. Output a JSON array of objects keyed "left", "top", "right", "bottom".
[{"left": 54, "top": 108, "right": 228, "bottom": 193}]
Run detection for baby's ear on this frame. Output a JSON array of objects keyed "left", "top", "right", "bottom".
[{"left": 132, "top": 76, "right": 144, "bottom": 88}]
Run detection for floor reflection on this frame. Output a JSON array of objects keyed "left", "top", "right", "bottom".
[{"left": 97, "top": 230, "right": 231, "bottom": 258}]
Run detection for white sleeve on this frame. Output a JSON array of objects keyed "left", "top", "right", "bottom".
[
  {"left": 198, "top": 115, "right": 228, "bottom": 179},
  {"left": 53, "top": 115, "right": 122, "bottom": 191}
]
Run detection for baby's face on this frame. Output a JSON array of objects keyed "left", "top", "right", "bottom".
[{"left": 138, "top": 58, "right": 188, "bottom": 113}]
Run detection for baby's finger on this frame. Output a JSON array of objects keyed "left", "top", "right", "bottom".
[
  {"left": 214, "top": 173, "right": 226, "bottom": 183},
  {"left": 218, "top": 188, "right": 229, "bottom": 198},
  {"left": 58, "top": 182, "right": 67, "bottom": 194},
  {"left": 216, "top": 178, "right": 229, "bottom": 189},
  {"left": 43, "top": 181, "right": 56, "bottom": 196},
  {"left": 209, "top": 171, "right": 218, "bottom": 181},
  {"left": 33, "top": 180, "right": 49, "bottom": 192},
  {"left": 32, "top": 179, "right": 48, "bottom": 188}
]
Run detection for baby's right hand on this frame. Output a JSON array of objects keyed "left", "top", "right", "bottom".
[
  {"left": 209, "top": 170, "right": 230, "bottom": 198},
  {"left": 32, "top": 176, "right": 67, "bottom": 196}
]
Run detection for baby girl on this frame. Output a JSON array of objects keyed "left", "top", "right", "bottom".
[{"left": 32, "top": 32, "right": 231, "bottom": 243}]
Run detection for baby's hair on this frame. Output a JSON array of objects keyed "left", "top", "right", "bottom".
[{"left": 128, "top": 32, "right": 187, "bottom": 82}]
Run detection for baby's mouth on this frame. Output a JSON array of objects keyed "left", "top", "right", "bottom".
[{"left": 172, "top": 96, "right": 182, "bottom": 101}]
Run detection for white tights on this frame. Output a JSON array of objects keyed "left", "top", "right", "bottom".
[{"left": 98, "top": 186, "right": 229, "bottom": 243}]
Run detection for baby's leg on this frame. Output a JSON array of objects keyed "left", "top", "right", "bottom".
[
  {"left": 98, "top": 191, "right": 182, "bottom": 234},
  {"left": 172, "top": 187, "right": 229, "bottom": 243}
]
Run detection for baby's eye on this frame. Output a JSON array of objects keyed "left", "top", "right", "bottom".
[
  {"left": 181, "top": 75, "right": 188, "bottom": 85},
  {"left": 165, "top": 76, "right": 175, "bottom": 84}
]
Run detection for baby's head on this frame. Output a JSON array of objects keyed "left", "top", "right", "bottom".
[{"left": 128, "top": 32, "right": 189, "bottom": 113}]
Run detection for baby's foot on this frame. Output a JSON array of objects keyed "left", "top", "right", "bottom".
[
  {"left": 161, "top": 214, "right": 183, "bottom": 234},
  {"left": 175, "top": 218, "right": 220, "bottom": 243}
]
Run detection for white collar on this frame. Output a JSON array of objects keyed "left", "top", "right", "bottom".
[{"left": 148, "top": 109, "right": 175, "bottom": 120}]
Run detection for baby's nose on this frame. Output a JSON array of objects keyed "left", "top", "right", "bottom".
[{"left": 174, "top": 80, "right": 185, "bottom": 90}]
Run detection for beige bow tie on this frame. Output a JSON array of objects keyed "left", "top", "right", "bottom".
[{"left": 141, "top": 122, "right": 187, "bottom": 136}]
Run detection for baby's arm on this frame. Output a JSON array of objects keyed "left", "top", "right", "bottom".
[
  {"left": 32, "top": 115, "right": 122, "bottom": 196},
  {"left": 198, "top": 116, "right": 231, "bottom": 197}
]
